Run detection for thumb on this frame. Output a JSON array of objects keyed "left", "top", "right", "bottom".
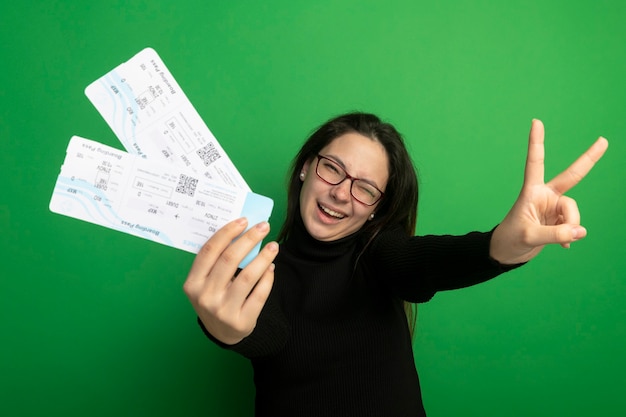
[{"left": 531, "top": 224, "right": 587, "bottom": 247}]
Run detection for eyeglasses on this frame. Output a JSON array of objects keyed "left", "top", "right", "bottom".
[{"left": 315, "top": 155, "right": 384, "bottom": 206}]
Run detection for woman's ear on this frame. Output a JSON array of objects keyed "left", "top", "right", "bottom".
[{"left": 300, "top": 160, "right": 312, "bottom": 181}]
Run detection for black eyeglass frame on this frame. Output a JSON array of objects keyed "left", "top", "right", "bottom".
[{"left": 314, "top": 154, "right": 385, "bottom": 206}]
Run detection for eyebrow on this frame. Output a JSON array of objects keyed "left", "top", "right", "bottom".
[{"left": 322, "top": 153, "right": 384, "bottom": 189}]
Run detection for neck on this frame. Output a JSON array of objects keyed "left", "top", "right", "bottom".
[{"left": 283, "top": 215, "right": 363, "bottom": 262}]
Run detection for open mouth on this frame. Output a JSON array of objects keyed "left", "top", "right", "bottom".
[{"left": 318, "top": 203, "right": 346, "bottom": 219}]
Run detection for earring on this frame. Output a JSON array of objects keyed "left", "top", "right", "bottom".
[
  {"left": 300, "top": 172, "right": 305, "bottom": 180},
  {"left": 369, "top": 213, "right": 375, "bottom": 220}
]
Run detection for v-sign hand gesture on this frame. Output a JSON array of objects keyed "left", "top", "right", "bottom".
[{"left": 490, "top": 119, "right": 609, "bottom": 265}]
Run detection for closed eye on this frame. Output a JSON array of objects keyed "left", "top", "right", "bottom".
[
  {"left": 323, "top": 161, "right": 341, "bottom": 173},
  {"left": 355, "top": 182, "right": 377, "bottom": 198}
]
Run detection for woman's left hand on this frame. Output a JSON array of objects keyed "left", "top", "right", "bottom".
[{"left": 490, "top": 119, "right": 608, "bottom": 265}]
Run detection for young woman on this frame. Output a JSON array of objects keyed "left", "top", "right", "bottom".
[{"left": 183, "top": 113, "right": 607, "bottom": 416}]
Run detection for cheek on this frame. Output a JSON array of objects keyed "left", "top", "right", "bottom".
[
  {"left": 355, "top": 211, "right": 372, "bottom": 225},
  {"left": 299, "top": 177, "right": 316, "bottom": 207}
]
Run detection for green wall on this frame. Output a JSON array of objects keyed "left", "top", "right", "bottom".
[{"left": 2, "top": 1, "right": 625, "bottom": 416}]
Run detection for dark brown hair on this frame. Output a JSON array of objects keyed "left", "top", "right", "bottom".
[
  {"left": 277, "top": 112, "right": 420, "bottom": 335},
  {"left": 278, "top": 112, "right": 418, "bottom": 242}
]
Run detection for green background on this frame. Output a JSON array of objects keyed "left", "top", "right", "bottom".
[{"left": 1, "top": 1, "right": 624, "bottom": 416}]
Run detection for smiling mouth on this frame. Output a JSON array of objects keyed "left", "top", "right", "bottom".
[{"left": 319, "top": 203, "right": 346, "bottom": 219}]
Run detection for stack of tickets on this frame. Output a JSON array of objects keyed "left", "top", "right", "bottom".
[{"left": 50, "top": 48, "right": 273, "bottom": 267}]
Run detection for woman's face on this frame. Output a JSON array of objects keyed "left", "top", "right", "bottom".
[{"left": 299, "top": 132, "right": 389, "bottom": 241}]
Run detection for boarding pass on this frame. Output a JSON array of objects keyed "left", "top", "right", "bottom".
[
  {"left": 49, "top": 136, "right": 273, "bottom": 267},
  {"left": 85, "top": 47, "right": 250, "bottom": 191}
]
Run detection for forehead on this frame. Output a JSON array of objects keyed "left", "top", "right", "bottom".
[{"left": 320, "top": 132, "right": 389, "bottom": 185}]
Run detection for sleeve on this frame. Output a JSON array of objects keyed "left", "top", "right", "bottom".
[
  {"left": 367, "top": 225, "right": 524, "bottom": 303},
  {"left": 196, "top": 283, "right": 289, "bottom": 359}
]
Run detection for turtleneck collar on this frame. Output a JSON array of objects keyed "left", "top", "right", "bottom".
[{"left": 282, "top": 215, "right": 363, "bottom": 263}]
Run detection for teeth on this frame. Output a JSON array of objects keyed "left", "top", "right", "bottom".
[{"left": 320, "top": 204, "right": 345, "bottom": 219}]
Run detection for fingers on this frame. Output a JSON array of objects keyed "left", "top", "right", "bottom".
[
  {"left": 182, "top": 218, "right": 278, "bottom": 345},
  {"left": 556, "top": 196, "right": 581, "bottom": 248},
  {"left": 523, "top": 120, "right": 609, "bottom": 194},
  {"left": 186, "top": 218, "right": 274, "bottom": 292},
  {"left": 548, "top": 136, "right": 609, "bottom": 195},
  {"left": 523, "top": 119, "right": 546, "bottom": 187},
  {"left": 529, "top": 195, "right": 587, "bottom": 247},
  {"left": 239, "top": 258, "right": 277, "bottom": 325},
  {"left": 205, "top": 243, "right": 278, "bottom": 342},
  {"left": 527, "top": 223, "right": 588, "bottom": 248},
  {"left": 557, "top": 195, "right": 580, "bottom": 226},
  {"left": 208, "top": 221, "right": 274, "bottom": 290},
  {"left": 186, "top": 217, "right": 249, "bottom": 286},
  {"left": 226, "top": 241, "right": 279, "bottom": 306}
]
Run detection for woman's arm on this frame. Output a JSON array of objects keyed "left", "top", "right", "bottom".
[
  {"left": 369, "top": 227, "right": 515, "bottom": 302},
  {"left": 369, "top": 120, "right": 607, "bottom": 302}
]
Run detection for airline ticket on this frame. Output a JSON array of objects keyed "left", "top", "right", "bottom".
[
  {"left": 84, "top": 47, "right": 250, "bottom": 191},
  {"left": 49, "top": 136, "right": 273, "bottom": 267}
]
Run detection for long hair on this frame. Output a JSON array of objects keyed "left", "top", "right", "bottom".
[{"left": 277, "top": 112, "right": 420, "bottom": 335}]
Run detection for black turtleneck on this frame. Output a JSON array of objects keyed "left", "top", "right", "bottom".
[{"left": 200, "top": 218, "right": 520, "bottom": 416}]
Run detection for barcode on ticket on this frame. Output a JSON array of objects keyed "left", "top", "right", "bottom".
[
  {"left": 175, "top": 174, "right": 198, "bottom": 197},
  {"left": 196, "top": 142, "right": 221, "bottom": 167}
]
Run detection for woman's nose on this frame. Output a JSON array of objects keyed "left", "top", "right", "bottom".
[{"left": 330, "top": 178, "right": 352, "bottom": 202}]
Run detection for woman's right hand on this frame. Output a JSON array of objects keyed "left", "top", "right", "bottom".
[{"left": 183, "top": 217, "right": 279, "bottom": 345}]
